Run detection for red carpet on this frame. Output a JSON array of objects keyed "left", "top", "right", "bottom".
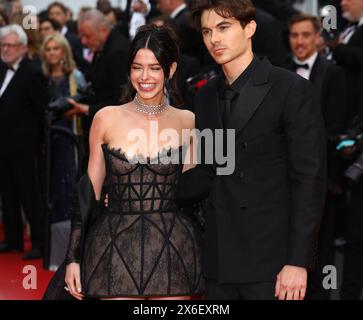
[{"left": 0, "top": 224, "right": 54, "bottom": 300}]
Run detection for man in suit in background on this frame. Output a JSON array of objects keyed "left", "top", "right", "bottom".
[
  {"left": 288, "top": 13, "right": 347, "bottom": 300},
  {"left": 0, "top": 25, "right": 49, "bottom": 260},
  {"left": 253, "top": 0, "right": 300, "bottom": 58},
  {"left": 156, "top": 0, "right": 208, "bottom": 64},
  {"left": 288, "top": 14, "right": 347, "bottom": 138},
  {"left": 177, "top": 0, "right": 326, "bottom": 300},
  {"left": 253, "top": 7, "right": 289, "bottom": 67},
  {"left": 332, "top": 0, "right": 363, "bottom": 127},
  {"left": 66, "top": 9, "right": 129, "bottom": 163},
  {"left": 253, "top": 0, "right": 298, "bottom": 22},
  {"left": 47, "top": 1, "right": 88, "bottom": 72}
]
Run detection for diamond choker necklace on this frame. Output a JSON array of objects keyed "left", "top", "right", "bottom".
[{"left": 133, "top": 94, "right": 168, "bottom": 119}]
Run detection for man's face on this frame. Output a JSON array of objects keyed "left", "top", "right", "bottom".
[
  {"left": 48, "top": 5, "right": 67, "bottom": 27},
  {"left": 201, "top": 9, "right": 255, "bottom": 67},
  {"left": 40, "top": 21, "right": 57, "bottom": 41},
  {"left": 1, "top": 33, "right": 27, "bottom": 66},
  {"left": 289, "top": 20, "right": 319, "bottom": 61},
  {"left": 341, "top": 0, "right": 363, "bottom": 22},
  {"left": 78, "top": 22, "right": 104, "bottom": 53},
  {"left": 156, "top": 0, "right": 172, "bottom": 15}
]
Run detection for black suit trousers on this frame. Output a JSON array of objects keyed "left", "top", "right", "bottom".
[{"left": 0, "top": 150, "right": 44, "bottom": 249}]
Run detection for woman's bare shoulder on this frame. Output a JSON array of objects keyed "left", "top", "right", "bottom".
[
  {"left": 169, "top": 107, "right": 195, "bottom": 129},
  {"left": 94, "top": 104, "right": 132, "bottom": 122}
]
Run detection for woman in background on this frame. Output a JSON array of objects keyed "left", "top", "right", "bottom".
[{"left": 41, "top": 34, "right": 86, "bottom": 269}]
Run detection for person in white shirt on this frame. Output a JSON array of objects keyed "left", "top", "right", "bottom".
[{"left": 288, "top": 14, "right": 321, "bottom": 80}]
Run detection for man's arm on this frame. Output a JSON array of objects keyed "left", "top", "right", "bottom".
[
  {"left": 276, "top": 76, "right": 327, "bottom": 300},
  {"left": 176, "top": 164, "right": 215, "bottom": 207}
]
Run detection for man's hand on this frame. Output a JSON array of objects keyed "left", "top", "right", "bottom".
[{"left": 275, "top": 265, "right": 307, "bottom": 300}]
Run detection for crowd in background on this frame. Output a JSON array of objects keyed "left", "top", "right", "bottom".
[{"left": 0, "top": 0, "right": 362, "bottom": 300}]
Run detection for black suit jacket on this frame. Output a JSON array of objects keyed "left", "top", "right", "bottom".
[
  {"left": 172, "top": 7, "right": 208, "bottom": 65},
  {"left": 287, "top": 55, "right": 347, "bottom": 137},
  {"left": 85, "top": 28, "right": 130, "bottom": 119},
  {"left": 64, "top": 31, "right": 89, "bottom": 73},
  {"left": 288, "top": 55, "right": 347, "bottom": 187},
  {"left": 177, "top": 57, "right": 327, "bottom": 283},
  {"left": 0, "top": 58, "right": 48, "bottom": 155},
  {"left": 333, "top": 24, "right": 363, "bottom": 127}
]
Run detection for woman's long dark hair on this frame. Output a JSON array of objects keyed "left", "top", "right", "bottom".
[{"left": 120, "top": 24, "right": 183, "bottom": 106}]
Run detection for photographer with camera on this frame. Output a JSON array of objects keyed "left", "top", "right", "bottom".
[
  {"left": 323, "top": 0, "right": 363, "bottom": 300},
  {"left": 65, "top": 9, "right": 129, "bottom": 165},
  {"left": 41, "top": 34, "right": 87, "bottom": 269},
  {"left": 335, "top": 69, "right": 363, "bottom": 299}
]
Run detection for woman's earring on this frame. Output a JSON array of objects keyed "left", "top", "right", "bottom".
[{"left": 60, "top": 58, "right": 66, "bottom": 65}]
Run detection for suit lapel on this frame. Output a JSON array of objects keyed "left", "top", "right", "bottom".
[
  {"left": 227, "top": 58, "right": 272, "bottom": 136},
  {"left": 0, "top": 67, "right": 6, "bottom": 89},
  {"left": 309, "top": 55, "right": 320, "bottom": 83},
  {"left": 0, "top": 58, "right": 26, "bottom": 100}
]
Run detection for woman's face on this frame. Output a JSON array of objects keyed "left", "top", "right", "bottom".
[
  {"left": 130, "top": 48, "right": 166, "bottom": 105},
  {"left": 44, "top": 39, "right": 64, "bottom": 66}
]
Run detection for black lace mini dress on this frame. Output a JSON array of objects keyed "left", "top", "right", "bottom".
[{"left": 65, "top": 144, "right": 203, "bottom": 298}]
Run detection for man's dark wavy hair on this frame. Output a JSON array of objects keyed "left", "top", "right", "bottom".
[{"left": 191, "top": 0, "right": 256, "bottom": 31}]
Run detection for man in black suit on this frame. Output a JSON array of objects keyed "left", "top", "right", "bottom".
[
  {"left": 253, "top": 0, "right": 300, "bottom": 59},
  {"left": 48, "top": 2, "right": 88, "bottom": 73},
  {"left": 156, "top": 0, "right": 208, "bottom": 64},
  {"left": 332, "top": 0, "right": 363, "bottom": 127},
  {"left": 288, "top": 14, "right": 346, "bottom": 139},
  {"left": 0, "top": 25, "right": 49, "bottom": 260},
  {"left": 253, "top": 8, "right": 289, "bottom": 67},
  {"left": 253, "top": 0, "right": 298, "bottom": 21},
  {"left": 177, "top": 0, "right": 326, "bottom": 300},
  {"left": 66, "top": 9, "right": 129, "bottom": 162},
  {"left": 288, "top": 14, "right": 347, "bottom": 300}
]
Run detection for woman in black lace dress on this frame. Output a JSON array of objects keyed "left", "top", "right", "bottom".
[{"left": 48, "top": 25, "right": 203, "bottom": 300}]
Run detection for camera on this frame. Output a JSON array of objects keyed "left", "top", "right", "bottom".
[
  {"left": 186, "top": 67, "right": 218, "bottom": 93},
  {"left": 320, "top": 28, "right": 340, "bottom": 47},
  {"left": 47, "top": 83, "right": 94, "bottom": 116},
  {"left": 332, "top": 124, "right": 363, "bottom": 184}
]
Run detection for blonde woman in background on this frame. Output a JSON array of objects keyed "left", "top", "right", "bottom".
[{"left": 41, "top": 34, "right": 86, "bottom": 269}]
